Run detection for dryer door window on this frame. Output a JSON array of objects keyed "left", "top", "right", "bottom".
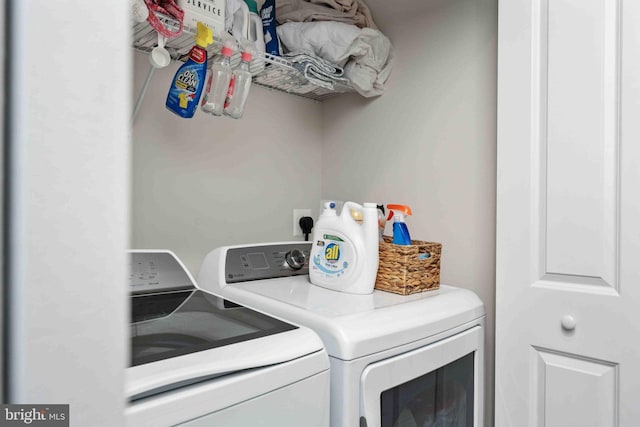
[
  {"left": 360, "top": 326, "right": 484, "bottom": 427},
  {"left": 380, "top": 352, "right": 474, "bottom": 427}
]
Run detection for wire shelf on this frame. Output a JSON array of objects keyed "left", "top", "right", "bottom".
[{"left": 132, "top": 14, "right": 354, "bottom": 102}]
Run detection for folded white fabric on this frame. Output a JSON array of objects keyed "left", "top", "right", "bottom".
[
  {"left": 285, "top": 52, "right": 351, "bottom": 90},
  {"left": 343, "top": 27, "right": 394, "bottom": 97},
  {"left": 277, "top": 21, "right": 393, "bottom": 97},
  {"left": 277, "top": 21, "right": 359, "bottom": 67}
]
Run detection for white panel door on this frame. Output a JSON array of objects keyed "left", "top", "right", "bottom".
[{"left": 496, "top": 0, "right": 640, "bottom": 425}]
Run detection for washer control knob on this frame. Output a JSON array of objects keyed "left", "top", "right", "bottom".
[
  {"left": 561, "top": 315, "right": 576, "bottom": 331},
  {"left": 285, "top": 249, "right": 306, "bottom": 270}
]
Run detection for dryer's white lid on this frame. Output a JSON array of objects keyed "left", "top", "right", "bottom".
[{"left": 212, "top": 275, "right": 485, "bottom": 361}]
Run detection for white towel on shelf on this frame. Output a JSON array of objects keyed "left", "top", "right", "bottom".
[
  {"left": 343, "top": 27, "right": 394, "bottom": 97},
  {"left": 277, "top": 21, "right": 393, "bottom": 97},
  {"left": 284, "top": 52, "right": 351, "bottom": 90}
]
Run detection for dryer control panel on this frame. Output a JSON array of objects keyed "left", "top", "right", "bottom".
[{"left": 225, "top": 243, "right": 312, "bottom": 283}]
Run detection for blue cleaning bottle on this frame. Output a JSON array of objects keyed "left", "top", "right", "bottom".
[
  {"left": 387, "top": 204, "right": 413, "bottom": 245},
  {"left": 166, "top": 22, "right": 213, "bottom": 118}
]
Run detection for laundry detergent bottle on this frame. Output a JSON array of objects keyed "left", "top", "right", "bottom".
[
  {"left": 309, "top": 201, "right": 379, "bottom": 294},
  {"left": 166, "top": 22, "right": 213, "bottom": 118},
  {"left": 387, "top": 204, "right": 413, "bottom": 245}
]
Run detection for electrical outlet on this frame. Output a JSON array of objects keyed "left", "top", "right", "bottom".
[{"left": 293, "top": 209, "right": 312, "bottom": 236}]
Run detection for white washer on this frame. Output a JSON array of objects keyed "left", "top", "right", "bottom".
[
  {"left": 198, "top": 243, "right": 486, "bottom": 427},
  {"left": 126, "top": 250, "right": 330, "bottom": 427}
]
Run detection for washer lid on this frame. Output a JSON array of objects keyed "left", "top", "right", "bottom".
[
  {"left": 127, "top": 325, "right": 326, "bottom": 401},
  {"left": 128, "top": 289, "right": 326, "bottom": 400},
  {"left": 216, "top": 276, "right": 485, "bottom": 360},
  {"left": 127, "top": 249, "right": 327, "bottom": 401},
  {"left": 130, "top": 289, "right": 298, "bottom": 367}
]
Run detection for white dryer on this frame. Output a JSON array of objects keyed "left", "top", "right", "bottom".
[
  {"left": 198, "top": 243, "right": 486, "bottom": 427},
  {"left": 126, "top": 250, "right": 330, "bottom": 426}
]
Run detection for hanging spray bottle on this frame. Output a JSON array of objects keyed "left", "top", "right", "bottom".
[{"left": 166, "top": 22, "right": 213, "bottom": 118}]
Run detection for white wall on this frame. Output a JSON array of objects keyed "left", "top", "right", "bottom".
[
  {"left": 131, "top": 52, "right": 324, "bottom": 274},
  {"left": 321, "top": 0, "right": 497, "bottom": 424}
]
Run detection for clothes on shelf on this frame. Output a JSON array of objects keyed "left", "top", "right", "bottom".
[
  {"left": 284, "top": 52, "right": 351, "bottom": 90},
  {"left": 276, "top": 0, "right": 378, "bottom": 29},
  {"left": 277, "top": 21, "right": 393, "bottom": 97}
]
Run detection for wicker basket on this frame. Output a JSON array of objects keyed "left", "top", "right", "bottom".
[{"left": 375, "top": 236, "right": 442, "bottom": 295}]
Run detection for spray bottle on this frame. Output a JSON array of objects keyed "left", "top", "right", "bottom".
[
  {"left": 387, "top": 204, "right": 412, "bottom": 245},
  {"left": 309, "top": 201, "right": 379, "bottom": 294},
  {"left": 166, "top": 22, "right": 213, "bottom": 118}
]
